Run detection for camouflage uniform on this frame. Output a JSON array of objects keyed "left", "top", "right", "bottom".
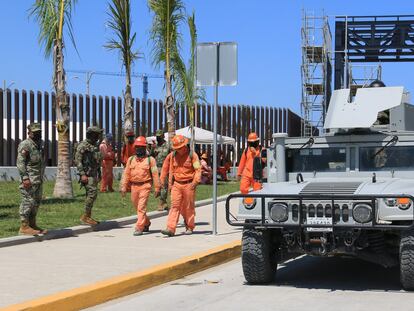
[
  {"left": 16, "top": 123, "right": 45, "bottom": 223},
  {"left": 152, "top": 130, "right": 170, "bottom": 208},
  {"left": 75, "top": 126, "right": 103, "bottom": 215}
]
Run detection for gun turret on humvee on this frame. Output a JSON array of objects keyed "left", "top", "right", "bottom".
[{"left": 226, "top": 82, "right": 414, "bottom": 290}]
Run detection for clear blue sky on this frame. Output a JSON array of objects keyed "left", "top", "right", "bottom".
[{"left": 1, "top": 0, "right": 414, "bottom": 116}]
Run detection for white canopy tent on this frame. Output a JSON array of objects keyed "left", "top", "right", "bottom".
[{"left": 147, "top": 126, "right": 236, "bottom": 146}]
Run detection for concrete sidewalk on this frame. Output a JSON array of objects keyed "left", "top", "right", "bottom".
[{"left": 0, "top": 199, "right": 241, "bottom": 308}]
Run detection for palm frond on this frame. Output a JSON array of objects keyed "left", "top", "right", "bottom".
[
  {"left": 105, "top": 0, "right": 139, "bottom": 75},
  {"left": 29, "top": 0, "right": 78, "bottom": 58},
  {"left": 148, "top": 0, "right": 186, "bottom": 69}
]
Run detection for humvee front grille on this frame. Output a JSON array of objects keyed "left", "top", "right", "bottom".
[
  {"left": 299, "top": 203, "right": 351, "bottom": 223},
  {"left": 225, "top": 193, "right": 414, "bottom": 230},
  {"left": 300, "top": 182, "right": 362, "bottom": 195}
]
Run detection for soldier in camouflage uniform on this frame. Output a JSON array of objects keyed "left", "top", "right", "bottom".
[
  {"left": 150, "top": 130, "right": 170, "bottom": 211},
  {"left": 16, "top": 123, "right": 46, "bottom": 235},
  {"left": 75, "top": 126, "right": 103, "bottom": 225}
]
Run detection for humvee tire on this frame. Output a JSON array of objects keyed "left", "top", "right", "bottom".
[
  {"left": 242, "top": 228, "right": 277, "bottom": 284},
  {"left": 400, "top": 229, "right": 414, "bottom": 290}
]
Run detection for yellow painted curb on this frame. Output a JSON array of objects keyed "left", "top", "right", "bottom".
[{"left": 2, "top": 240, "right": 241, "bottom": 311}]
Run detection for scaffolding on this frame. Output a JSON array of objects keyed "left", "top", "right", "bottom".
[
  {"left": 301, "top": 11, "right": 332, "bottom": 137},
  {"left": 347, "top": 63, "right": 382, "bottom": 96}
]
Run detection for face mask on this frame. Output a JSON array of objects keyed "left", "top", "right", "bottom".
[
  {"left": 136, "top": 147, "right": 146, "bottom": 158},
  {"left": 156, "top": 137, "right": 164, "bottom": 145},
  {"left": 248, "top": 141, "right": 259, "bottom": 149},
  {"left": 128, "top": 136, "right": 135, "bottom": 144},
  {"left": 32, "top": 132, "right": 42, "bottom": 142}
]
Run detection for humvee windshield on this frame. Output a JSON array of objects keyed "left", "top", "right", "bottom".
[
  {"left": 287, "top": 147, "right": 346, "bottom": 172},
  {"left": 360, "top": 146, "right": 414, "bottom": 171}
]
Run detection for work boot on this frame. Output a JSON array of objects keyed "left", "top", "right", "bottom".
[
  {"left": 108, "top": 188, "right": 115, "bottom": 193},
  {"left": 133, "top": 230, "right": 143, "bottom": 236},
  {"left": 185, "top": 229, "right": 193, "bottom": 235},
  {"left": 143, "top": 222, "right": 151, "bottom": 233},
  {"left": 30, "top": 218, "right": 47, "bottom": 234},
  {"left": 80, "top": 213, "right": 99, "bottom": 226},
  {"left": 19, "top": 220, "right": 41, "bottom": 236},
  {"left": 161, "top": 229, "right": 174, "bottom": 237}
]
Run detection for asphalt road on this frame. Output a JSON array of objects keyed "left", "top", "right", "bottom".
[{"left": 89, "top": 255, "right": 414, "bottom": 311}]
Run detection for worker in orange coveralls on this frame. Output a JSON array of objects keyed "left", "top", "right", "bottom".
[
  {"left": 99, "top": 133, "right": 115, "bottom": 192},
  {"left": 121, "top": 136, "right": 161, "bottom": 236},
  {"left": 120, "top": 131, "right": 136, "bottom": 192},
  {"left": 121, "top": 131, "right": 136, "bottom": 166},
  {"left": 160, "top": 135, "right": 201, "bottom": 237},
  {"left": 237, "top": 132, "right": 265, "bottom": 194}
]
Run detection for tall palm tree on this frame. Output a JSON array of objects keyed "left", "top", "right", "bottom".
[
  {"left": 174, "top": 12, "right": 206, "bottom": 150},
  {"left": 105, "top": 0, "right": 138, "bottom": 134},
  {"left": 30, "top": 0, "right": 77, "bottom": 198},
  {"left": 148, "top": 0, "right": 185, "bottom": 141}
]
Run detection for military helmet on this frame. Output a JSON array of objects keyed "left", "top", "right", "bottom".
[
  {"left": 86, "top": 126, "right": 103, "bottom": 134},
  {"left": 28, "top": 123, "right": 42, "bottom": 132},
  {"left": 155, "top": 129, "right": 164, "bottom": 137}
]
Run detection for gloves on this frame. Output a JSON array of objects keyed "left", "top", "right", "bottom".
[
  {"left": 190, "top": 182, "right": 197, "bottom": 190},
  {"left": 81, "top": 175, "right": 89, "bottom": 185},
  {"left": 22, "top": 179, "right": 32, "bottom": 189}
]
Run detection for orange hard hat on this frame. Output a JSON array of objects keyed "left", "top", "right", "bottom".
[
  {"left": 201, "top": 153, "right": 208, "bottom": 159},
  {"left": 134, "top": 136, "right": 147, "bottom": 147},
  {"left": 247, "top": 132, "right": 260, "bottom": 142},
  {"left": 172, "top": 134, "right": 189, "bottom": 150}
]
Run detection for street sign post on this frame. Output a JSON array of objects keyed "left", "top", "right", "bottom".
[{"left": 196, "top": 42, "right": 238, "bottom": 235}]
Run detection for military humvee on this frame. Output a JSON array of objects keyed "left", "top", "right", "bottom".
[{"left": 226, "top": 83, "right": 414, "bottom": 290}]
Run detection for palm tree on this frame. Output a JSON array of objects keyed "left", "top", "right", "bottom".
[
  {"left": 30, "top": 0, "right": 77, "bottom": 198},
  {"left": 105, "top": 0, "right": 138, "bottom": 134},
  {"left": 174, "top": 12, "right": 206, "bottom": 150},
  {"left": 148, "top": 0, "right": 185, "bottom": 141}
]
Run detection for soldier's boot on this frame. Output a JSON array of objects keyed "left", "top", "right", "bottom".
[
  {"left": 157, "top": 202, "right": 164, "bottom": 211},
  {"left": 80, "top": 212, "right": 99, "bottom": 226},
  {"left": 30, "top": 218, "right": 48, "bottom": 234},
  {"left": 161, "top": 202, "right": 169, "bottom": 211},
  {"left": 19, "top": 220, "right": 41, "bottom": 236}
]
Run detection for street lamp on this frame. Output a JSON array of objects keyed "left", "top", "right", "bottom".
[{"left": 68, "top": 71, "right": 95, "bottom": 96}]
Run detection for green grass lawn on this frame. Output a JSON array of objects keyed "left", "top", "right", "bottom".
[{"left": 0, "top": 180, "right": 239, "bottom": 238}]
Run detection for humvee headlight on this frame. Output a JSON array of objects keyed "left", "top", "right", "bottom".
[
  {"left": 269, "top": 203, "right": 288, "bottom": 222},
  {"left": 384, "top": 198, "right": 397, "bottom": 207},
  {"left": 383, "top": 198, "right": 412, "bottom": 210},
  {"left": 243, "top": 198, "right": 256, "bottom": 210},
  {"left": 352, "top": 203, "right": 373, "bottom": 223},
  {"left": 397, "top": 198, "right": 412, "bottom": 210}
]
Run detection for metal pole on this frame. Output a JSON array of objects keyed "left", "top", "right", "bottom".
[{"left": 212, "top": 43, "right": 219, "bottom": 235}]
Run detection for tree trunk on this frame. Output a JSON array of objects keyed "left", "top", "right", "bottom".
[
  {"left": 53, "top": 39, "right": 74, "bottom": 198},
  {"left": 124, "top": 73, "right": 133, "bottom": 134},
  {"left": 165, "top": 70, "right": 175, "bottom": 142}
]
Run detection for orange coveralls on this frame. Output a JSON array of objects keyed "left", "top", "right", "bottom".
[
  {"left": 237, "top": 147, "right": 263, "bottom": 194},
  {"left": 160, "top": 152, "right": 201, "bottom": 234},
  {"left": 120, "top": 142, "right": 136, "bottom": 192},
  {"left": 122, "top": 156, "right": 160, "bottom": 231},
  {"left": 121, "top": 143, "right": 136, "bottom": 166},
  {"left": 99, "top": 141, "right": 115, "bottom": 192}
]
